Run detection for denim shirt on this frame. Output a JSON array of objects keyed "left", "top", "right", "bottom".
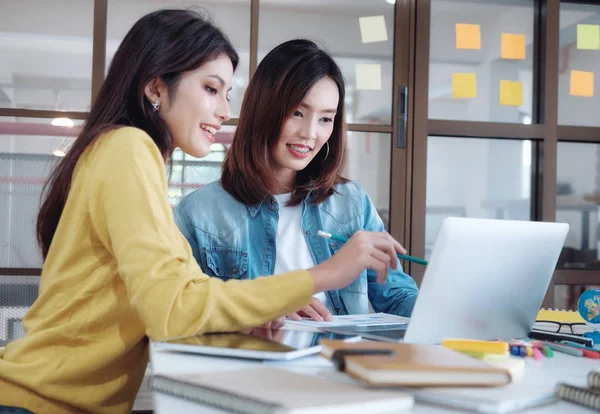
[{"left": 174, "top": 180, "right": 418, "bottom": 316}]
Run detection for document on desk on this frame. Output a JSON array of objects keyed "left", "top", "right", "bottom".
[
  {"left": 152, "top": 366, "right": 414, "bottom": 413},
  {"left": 285, "top": 312, "right": 409, "bottom": 328},
  {"left": 413, "top": 383, "right": 557, "bottom": 414}
]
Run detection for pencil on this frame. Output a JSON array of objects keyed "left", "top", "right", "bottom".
[{"left": 317, "top": 230, "right": 428, "bottom": 266}]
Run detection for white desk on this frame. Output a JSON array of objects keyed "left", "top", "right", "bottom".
[{"left": 148, "top": 332, "right": 598, "bottom": 414}]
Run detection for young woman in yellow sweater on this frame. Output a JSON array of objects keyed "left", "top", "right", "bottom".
[{"left": 0, "top": 9, "right": 407, "bottom": 414}]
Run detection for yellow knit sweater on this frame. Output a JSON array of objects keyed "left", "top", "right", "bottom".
[{"left": 0, "top": 127, "right": 313, "bottom": 413}]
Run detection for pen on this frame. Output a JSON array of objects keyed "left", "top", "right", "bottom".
[
  {"left": 317, "top": 230, "right": 428, "bottom": 266},
  {"left": 542, "top": 341, "right": 583, "bottom": 357},
  {"left": 560, "top": 341, "right": 600, "bottom": 359}
]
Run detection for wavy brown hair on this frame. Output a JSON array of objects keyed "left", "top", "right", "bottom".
[
  {"left": 36, "top": 9, "right": 238, "bottom": 258},
  {"left": 221, "top": 39, "right": 348, "bottom": 206}
]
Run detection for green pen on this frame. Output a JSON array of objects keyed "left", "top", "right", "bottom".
[{"left": 317, "top": 230, "right": 428, "bottom": 266}]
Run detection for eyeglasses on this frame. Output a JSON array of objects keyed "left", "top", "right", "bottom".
[{"left": 534, "top": 320, "right": 588, "bottom": 335}]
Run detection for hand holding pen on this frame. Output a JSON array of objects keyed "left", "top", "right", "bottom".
[
  {"left": 318, "top": 230, "right": 428, "bottom": 266},
  {"left": 311, "top": 230, "right": 407, "bottom": 286}
]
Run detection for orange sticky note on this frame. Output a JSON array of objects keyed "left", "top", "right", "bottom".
[
  {"left": 570, "top": 70, "right": 594, "bottom": 97},
  {"left": 501, "top": 33, "right": 526, "bottom": 60},
  {"left": 499, "top": 80, "right": 523, "bottom": 106},
  {"left": 452, "top": 73, "right": 477, "bottom": 98},
  {"left": 456, "top": 24, "right": 481, "bottom": 50}
]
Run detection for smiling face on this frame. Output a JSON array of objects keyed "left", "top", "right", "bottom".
[
  {"left": 271, "top": 76, "right": 339, "bottom": 192},
  {"left": 145, "top": 53, "right": 233, "bottom": 158}
]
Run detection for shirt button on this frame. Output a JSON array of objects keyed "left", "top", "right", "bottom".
[
  {"left": 305, "top": 230, "right": 310, "bottom": 235},
  {"left": 334, "top": 307, "right": 340, "bottom": 313},
  {"left": 231, "top": 268, "right": 238, "bottom": 274}
]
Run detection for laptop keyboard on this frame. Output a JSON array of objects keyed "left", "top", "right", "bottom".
[
  {"left": 345, "top": 324, "right": 407, "bottom": 332},
  {"left": 362, "top": 328, "right": 407, "bottom": 341}
]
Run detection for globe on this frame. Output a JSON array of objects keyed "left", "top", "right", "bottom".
[{"left": 578, "top": 289, "right": 600, "bottom": 325}]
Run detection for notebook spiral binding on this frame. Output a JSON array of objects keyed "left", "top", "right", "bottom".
[
  {"left": 556, "top": 383, "right": 600, "bottom": 411},
  {"left": 589, "top": 371, "right": 600, "bottom": 390},
  {"left": 152, "top": 375, "right": 282, "bottom": 414}
]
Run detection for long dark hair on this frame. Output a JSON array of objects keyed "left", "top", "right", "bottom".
[
  {"left": 37, "top": 9, "right": 238, "bottom": 258},
  {"left": 221, "top": 39, "right": 348, "bottom": 207}
]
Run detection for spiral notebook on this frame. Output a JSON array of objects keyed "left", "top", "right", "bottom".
[
  {"left": 152, "top": 366, "right": 414, "bottom": 414},
  {"left": 536, "top": 308, "right": 585, "bottom": 324},
  {"left": 556, "top": 371, "right": 600, "bottom": 411}
]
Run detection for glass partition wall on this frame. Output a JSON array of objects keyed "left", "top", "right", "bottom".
[{"left": 1, "top": 1, "right": 599, "bottom": 318}]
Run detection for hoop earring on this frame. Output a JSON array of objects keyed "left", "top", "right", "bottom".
[
  {"left": 151, "top": 100, "right": 160, "bottom": 112},
  {"left": 320, "top": 141, "right": 330, "bottom": 164}
]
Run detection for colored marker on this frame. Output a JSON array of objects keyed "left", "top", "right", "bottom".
[
  {"left": 317, "top": 230, "right": 428, "bottom": 266},
  {"left": 560, "top": 341, "right": 600, "bottom": 359},
  {"left": 543, "top": 342, "right": 583, "bottom": 357}
]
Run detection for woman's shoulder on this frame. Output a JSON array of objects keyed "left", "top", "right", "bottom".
[
  {"left": 177, "top": 180, "right": 248, "bottom": 229},
  {"left": 332, "top": 181, "right": 366, "bottom": 199},
  {"left": 93, "top": 126, "right": 159, "bottom": 157},
  {"left": 317, "top": 181, "right": 367, "bottom": 223},
  {"left": 181, "top": 180, "right": 239, "bottom": 206}
]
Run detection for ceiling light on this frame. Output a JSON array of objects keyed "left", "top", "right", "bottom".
[
  {"left": 51, "top": 117, "right": 75, "bottom": 128},
  {"left": 52, "top": 149, "right": 66, "bottom": 157},
  {"left": 385, "top": 0, "right": 396, "bottom": 4}
]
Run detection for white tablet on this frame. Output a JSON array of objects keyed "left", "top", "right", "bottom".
[{"left": 153, "top": 328, "right": 361, "bottom": 361}]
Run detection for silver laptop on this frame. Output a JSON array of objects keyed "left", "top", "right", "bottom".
[{"left": 324, "top": 217, "right": 569, "bottom": 344}]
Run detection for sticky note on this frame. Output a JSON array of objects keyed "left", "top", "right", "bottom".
[
  {"left": 570, "top": 70, "right": 594, "bottom": 97},
  {"left": 501, "top": 33, "right": 526, "bottom": 60},
  {"left": 456, "top": 24, "right": 481, "bottom": 50},
  {"left": 577, "top": 24, "right": 600, "bottom": 50},
  {"left": 499, "top": 80, "right": 523, "bottom": 106},
  {"left": 452, "top": 73, "right": 477, "bottom": 98},
  {"left": 359, "top": 15, "right": 388, "bottom": 43},
  {"left": 356, "top": 64, "right": 382, "bottom": 90}
]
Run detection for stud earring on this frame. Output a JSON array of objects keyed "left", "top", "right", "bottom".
[{"left": 151, "top": 100, "right": 160, "bottom": 112}]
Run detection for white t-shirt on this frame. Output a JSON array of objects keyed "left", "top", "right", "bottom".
[{"left": 273, "top": 193, "right": 331, "bottom": 311}]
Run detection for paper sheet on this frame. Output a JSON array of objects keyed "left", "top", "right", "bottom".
[
  {"left": 452, "top": 73, "right": 477, "bottom": 98},
  {"left": 355, "top": 63, "right": 382, "bottom": 90},
  {"left": 501, "top": 33, "right": 526, "bottom": 60},
  {"left": 499, "top": 80, "right": 523, "bottom": 106},
  {"left": 456, "top": 23, "right": 481, "bottom": 50},
  {"left": 570, "top": 70, "right": 594, "bottom": 97},
  {"left": 577, "top": 24, "right": 600, "bottom": 50},
  {"left": 285, "top": 313, "right": 410, "bottom": 328},
  {"left": 359, "top": 15, "right": 388, "bottom": 43}
]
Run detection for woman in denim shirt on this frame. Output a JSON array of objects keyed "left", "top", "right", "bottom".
[{"left": 175, "top": 39, "right": 418, "bottom": 321}]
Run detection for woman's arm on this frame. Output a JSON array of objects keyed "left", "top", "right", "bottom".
[
  {"left": 88, "top": 129, "right": 314, "bottom": 340},
  {"left": 359, "top": 187, "right": 419, "bottom": 316}
]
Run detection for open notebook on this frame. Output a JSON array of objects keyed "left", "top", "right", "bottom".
[
  {"left": 413, "top": 383, "right": 557, "bottom": 414},
  {"left": 152, "top": 366, "right": 413, "bottom": 414}
]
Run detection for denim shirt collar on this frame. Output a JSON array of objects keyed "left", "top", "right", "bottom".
[{"left": 246, "top": 191, "right": 314, "bottom": 218}]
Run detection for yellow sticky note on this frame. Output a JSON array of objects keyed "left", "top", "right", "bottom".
[
  {"left": 359, "top": 15, "right": 388, "bottom": 43},
  {"left": 570, "top": 70, "right": 594, "bottom": 97},
  {"left": 499, "top": 80, "right": 523, "bottom": 106},
  {"left": 456, "top": 24, "right": 481, "bottom": 50},
  {"left": 356, "top": 64, "right": 382, "bottom": 90},
  {"left": 452, "top": 73, "right": 477, "bottom": 98},
  {"left": 501, "top": 33, "right": 526, "bottom": 60},
  {"left": 577, "top": 24, "right": 600, "bottom": 50}
]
